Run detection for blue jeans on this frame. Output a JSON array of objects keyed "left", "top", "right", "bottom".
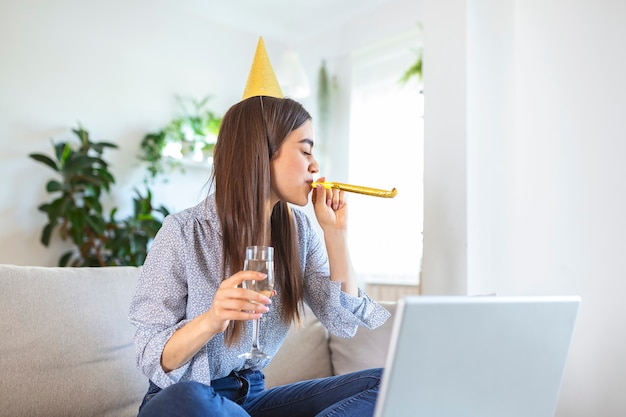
[{"left": 137, "top": 368, "right": 383, "bottom": 417}]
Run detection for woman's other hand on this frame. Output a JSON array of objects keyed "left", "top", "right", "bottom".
[{"left": 312, "top": 176, "right": 348, "bottom": 232}]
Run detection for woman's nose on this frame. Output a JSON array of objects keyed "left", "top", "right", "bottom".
[{"left": 310, "top": 158, "right": 320, "bottom": 173}]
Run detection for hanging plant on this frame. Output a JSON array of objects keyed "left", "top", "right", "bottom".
[
  {"left": 138, "top": 95, "right": 222, "bottom": 181},
  {"left": 316, "top": 59, "right": 337, "bottom": 157},
  {"left": 399, "top": 50, "right": 423, "bottom": 85},
  {"left": 317, "top": 60, "right": 331, "bottom": 131},
  {"left": 399, "top": 22, "right": 424, "bottom": 90}
]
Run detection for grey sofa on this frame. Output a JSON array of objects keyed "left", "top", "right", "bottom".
[{"left": 0, "top": 264, "right": 396, "bottom": 417}]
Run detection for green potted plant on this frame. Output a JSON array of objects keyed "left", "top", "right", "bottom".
[
  {"left": 29, "top": 126, "right": 169, "bottom": 266},
  {"left": 105, "top": 187, "right": 169, "bottom": 266}
]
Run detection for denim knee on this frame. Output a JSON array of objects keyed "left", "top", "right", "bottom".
[
  {"left": 352, "top": 367, "right": 383, "bottom": 389},
  {"left": 138, "top": 380, "right": 249, "bottom": 417}
]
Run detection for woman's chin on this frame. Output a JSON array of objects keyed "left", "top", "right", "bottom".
[
  {"left": 288, "top": 195, "right": 309, "bottom": 207},
  {"left": 279, "top": 189, "right": 311, "bottom": 207}
]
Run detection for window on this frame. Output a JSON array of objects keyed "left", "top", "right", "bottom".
[{"left": 348, "top": 33, "right": 423, "bottom": 286}]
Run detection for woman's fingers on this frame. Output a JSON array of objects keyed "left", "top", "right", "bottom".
[
  {"left": 214, "top": 273, "right": 272, "bottom": 314},
  {"left": 215, "top": 288, "right": 269, "bottom": 313},
  {"left": 329, "top": 188, "right": 345, "bottom": 210},
  {"left": 203, "top": 271, "right": 273, "bottom": 333}
]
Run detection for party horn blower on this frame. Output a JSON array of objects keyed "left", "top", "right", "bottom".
[{"left": 311, "top": 182, "right": 398, "bottom": 198}]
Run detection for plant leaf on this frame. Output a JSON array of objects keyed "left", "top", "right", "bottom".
[
  {"left": 29, "top": 153, "right": 59, "bottom": 172},
  {"left": 59, "top": 142, "right": 73, "bottom": 167},
  {"left": 91, "top": 141, "right": 118, "bottom": 153},
  {"left": 41, "top": 223, "right": 55, "bottom": 246},
  {"left": 83, "top": 196, "right": 103, "bottom": 214},
  {"left": 85, "top": 214, "right": 105, "bottom": 235},
  {"left": 59, "top": 251, "right": 73, "bottom": 267},
  {"left": 46, "top": 180, "right": 63, "bottom": 193}
]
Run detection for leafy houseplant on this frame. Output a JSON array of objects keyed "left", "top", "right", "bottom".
[
  {"left": 399, "top": 44, "right": 423, "bottom": 92},
  {"left": 399, "top": 52, "right": 422, "bottom": 86},
  {"left": 316, "top": 60, "right": 339, "bottom": 158},
  {"left": 139, "top": 95, "right": 222, "bottom": 180},
  {"left": 29, "top": 127, "right": 169, "bottom": 267},
  {"left": 317, "top": 60, "right": 331, "bottom": 137},
  {"left": 399, "top": 24, "right": 424, "bottom": 90},
  {"left": 106, "top": 187, "right": 169, "bottom": 266},
  {"left": 138, "top": 130, "right": 169, "bottom": 179}
]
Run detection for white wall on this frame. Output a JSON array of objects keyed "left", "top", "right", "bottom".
[
  {"left": 0, "top": 0, "right": 423, "bottom": 266},
  {"left": 0, "top": 0, "right": 255, "bottom": 265},
  {"left": 0, "top": 0, "right": 421, "bottom": 265},
  {"left": 514, "top": 2, "right": 626, "bottom": 415},
  {"left": 298, "top": 0, "right": 425, "bottom": 182},
  {"left": 423, "top": 0, "right": 626, "bottom": 415},
  {"left": 6, "top": 0, "right": 624, "bottom": 414},
  {"left": 422, "top": 0, "right": 469, "bottom": 295}
]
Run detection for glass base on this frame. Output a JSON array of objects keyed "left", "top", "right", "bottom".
[{"left": 238, "top": 348, "right": 271, "bottom": 359}]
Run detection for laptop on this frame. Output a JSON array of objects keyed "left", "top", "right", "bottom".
[{"left": 374, "top": 295, "right": 581, "bottom": 417}]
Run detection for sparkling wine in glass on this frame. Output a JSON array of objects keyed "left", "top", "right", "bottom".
[{"left": 239, "top": 245, "right": 274, "bottom": 359}]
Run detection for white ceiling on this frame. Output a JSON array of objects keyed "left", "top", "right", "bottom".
[{"left": 182, "top": 0, "right": 392, "bottom": 43}]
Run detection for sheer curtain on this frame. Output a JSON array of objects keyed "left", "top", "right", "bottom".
[{"left": 348, "top": 33, "right": 423, "bottom": 286}]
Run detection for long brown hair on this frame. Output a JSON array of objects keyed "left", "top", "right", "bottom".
[{"left": 211, "top": 96, "right": 310, "bottom": 344}]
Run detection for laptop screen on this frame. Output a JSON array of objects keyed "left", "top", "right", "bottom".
[{"left": 374, "top": 295, "right": 581, "bottom": 417}]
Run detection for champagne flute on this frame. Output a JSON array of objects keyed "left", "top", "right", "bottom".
[{"left": 239, "top": 245, "right": 274, "bottom": 359}]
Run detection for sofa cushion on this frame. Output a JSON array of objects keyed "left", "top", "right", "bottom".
[
  {"left": 329, "top": 301, "right": 396, "bottom": 375},
  {"left": 0, "top": 265, "right": 146, "bottom": 417},
  {"left": 263, "top": 305, "right": 333, "bottom": 388}
]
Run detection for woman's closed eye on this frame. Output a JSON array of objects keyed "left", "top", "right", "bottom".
[{"left": 299, "top": 138, "right": 315, "bottom": 156}]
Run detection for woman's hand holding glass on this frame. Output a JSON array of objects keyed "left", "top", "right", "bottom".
[
  {"left": 206, "top": 270, "right": 272, "bottom": 334},
  {"left": 238, "top": 245, "right": 275, "bottom": 359},
  {"left": 160, "top": 269, "right": 272, "bottom": 373}
]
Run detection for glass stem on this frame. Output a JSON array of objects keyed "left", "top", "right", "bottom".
[{"left": 252, "top": 318, "right": 261, "bottom": 351}]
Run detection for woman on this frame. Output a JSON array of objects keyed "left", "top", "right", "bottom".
[{"left": 129, "top": 95, "right": 390, "bottom": 417}]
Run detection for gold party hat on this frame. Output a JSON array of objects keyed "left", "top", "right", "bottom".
[{"left": 242, "top": 37, "right": 284, "bottom": 100}]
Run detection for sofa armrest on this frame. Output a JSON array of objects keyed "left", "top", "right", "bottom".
[{"left": 0, "top": 264, "right": 146, "bottom": 417}]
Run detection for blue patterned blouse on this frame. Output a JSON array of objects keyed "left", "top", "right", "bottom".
[{"left": 128, "top": 194, "right": 390, "bottom": 389}]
